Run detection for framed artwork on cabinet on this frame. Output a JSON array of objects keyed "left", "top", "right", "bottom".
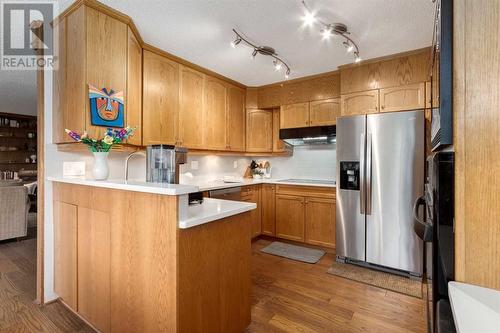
[{"left": 88, "top": 84, "right": 124, "bottom": 127}]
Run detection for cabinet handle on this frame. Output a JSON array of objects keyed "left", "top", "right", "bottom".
[{"left": 381, "top": 105, "right": 385, "bottom": 110}]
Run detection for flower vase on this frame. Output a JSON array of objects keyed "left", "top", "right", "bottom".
[{"left": 92, "top": 152, "right": 109, "bottom": 180}]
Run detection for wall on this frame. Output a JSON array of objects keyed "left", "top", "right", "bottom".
[{"left": 179, "top": 145, "right": 336, "bottom": 184}]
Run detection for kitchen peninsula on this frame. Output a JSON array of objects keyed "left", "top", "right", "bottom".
[{"left": 48, "top": 177, "right": 255, "bottom": 333}]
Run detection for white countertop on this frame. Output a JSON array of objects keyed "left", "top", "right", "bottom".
[
  {"left": 185, "top": 178, "right": 336, "bottom": 192},
  {"left": 179, "top": 198, "right": 256, "bottom": 229},
  {"left": 448, "top": 281, "right": 500, "bottom": 333},
  {"left": 47, "top": 176, "right": 199, "bottom": 196}
]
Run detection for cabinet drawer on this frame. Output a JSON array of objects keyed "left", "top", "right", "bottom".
[{"left": 275, "top": 185, "right": 335, "bottom": 199}]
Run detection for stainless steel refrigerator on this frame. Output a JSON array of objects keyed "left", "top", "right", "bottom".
[{"left": 336, "top": 110, "right": 424, "bottom": 276}]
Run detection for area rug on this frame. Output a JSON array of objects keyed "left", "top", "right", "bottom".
[
  {"left": 327, "top": 261, "right": 422, "bottom": 298},
  {"left": 260, "top": 241, "right": 325, "bottom": 264}
]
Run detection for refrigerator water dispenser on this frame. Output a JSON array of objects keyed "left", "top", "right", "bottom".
[{"left": 339, "top": 161, "right": 360, "bottom": 191}]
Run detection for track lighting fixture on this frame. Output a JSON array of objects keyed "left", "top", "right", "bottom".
[
  {"left": 231, "top": 28, "right": 292, "bottom": 79},
  {"left": 302, "top": 1, "right": 361, "bottom": 63}
]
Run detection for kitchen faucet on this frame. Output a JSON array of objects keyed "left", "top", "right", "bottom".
[{"left": 125, "top": 150, "right": 146, "bottom": 181}]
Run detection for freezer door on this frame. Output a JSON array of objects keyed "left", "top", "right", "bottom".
[
  {"left": 366, "top": 110, "right": 425, "bottom": 274},
  {"left": 336, "top": 115, "right": 366, "bottom": 261}
]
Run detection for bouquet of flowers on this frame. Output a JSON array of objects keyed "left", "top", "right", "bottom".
[{"left": 65, "top": 127, "right": 135, "bottom": 152}]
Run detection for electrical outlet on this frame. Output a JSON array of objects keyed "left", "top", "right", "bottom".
[
  {"left": 191, "top": 160, "right": 199, "bottom": 170},
  {"left": 233, "top": 161, "right": 238, "bottom": 169}
]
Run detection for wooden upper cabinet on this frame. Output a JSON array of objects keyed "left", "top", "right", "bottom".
[
  {"left": 275, "top": 194, "right": 305, "bottom": 242},
  {"left": 341, "top": 89, "right": 379, "bottom": 116},
  {"left": 282, "top": 81, "right": 310, "bottom": 104},
  {"left": 86, "top": 8, "right": 127, "bottom": 140},
  {"left": 126, "top": 28, "right": 142, "bottom": 145},
  {"left": 226, "top": 85, "right": 246, "bottom": 151},
  {"left": 280, "top": 102, "right": 310, "bottom": 129},
  {"left": 309, "top": 98, "right": 340, "bottom": 126},
  {"left": 272, "top": 109, "right": 287, "bottom": 152},
  {"left": 309, "top": 73, "right": 340, "bottom": 101},
  {"left": 178, "top": 65, "right": 204, "bottom": 148},
  {"left": 261, "top": 184, "right": 276, "bottom": 236},
  {"left": 258, "top": 85, "right": 282, "bottom": 108},
  {"left": 246, "top": 88, "right": 259, "bottom": 109},
  {"left": 203, "top": 77, "right": 227, "bottom": 150},
  {"left": 246, "top": 109, "right": 273, "bottom": 152},
  {"left": 142, "top": 50, "right": 179, "bottom": 145},
  {"left": 52, "top": 8, "right": 86, "bottom": 143},
  {"left": 379, "top": 82, "right": 425, "bottom": 113},
  {"left": 304, "top": 197, "right": 335, "bottom": 248}
]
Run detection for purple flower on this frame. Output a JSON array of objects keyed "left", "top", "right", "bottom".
[{"left": 65, "top": 129, "right": 81, "bottom": 142}]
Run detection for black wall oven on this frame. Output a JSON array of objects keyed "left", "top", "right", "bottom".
[{"left": 414, "top": 152, "right": 455, "bottom": 333}]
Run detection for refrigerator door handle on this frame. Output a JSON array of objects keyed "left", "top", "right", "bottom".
[
  {"left": 366, "top": 133, "right": 372, "bottom": 215},
  {"left": 359, "top": 133, "right": 366, "bottom": 214}
]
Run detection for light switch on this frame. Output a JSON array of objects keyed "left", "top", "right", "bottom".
[
  {"left": 191, "top": 160, "right": 198, "bottom": 170},
  {"left": 63, "top": 161, "right": 85, "bottom": 177},
  {"left": 233, "top": 161, "right": 238, "bottom": 169}
]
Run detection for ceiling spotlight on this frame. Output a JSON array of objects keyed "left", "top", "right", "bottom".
[
  {"left": 231, "top": 28, "right": 292, "bottom": 79},
  {"left": 302, "top": 1, "right": 361, "bottom": 63},
  {"left": 274, "top": 60, "right": 282, "bottom": 71},
  {"left": 354, "top": 52, "right": 361, "bottom": 63},
  {"left": 230, "top": 37, "right": 241, "bottom": 48},
  {"left": 321, "top": 27, "right": 332, "bottom": 40},
  {"left": 303, "top": 11, "right": 316, "bottom": 26}
]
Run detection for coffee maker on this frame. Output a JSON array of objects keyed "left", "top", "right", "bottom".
[{"left": 146, "top": 145, "right": 187, "bottom": 184}]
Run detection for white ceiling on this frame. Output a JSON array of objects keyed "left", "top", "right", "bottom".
[
  {"left": 0, "top": 0, "right": 435, "bottom": 117},
  {"left": 57, "top": 0, "right": 435, "bottom": 86}
]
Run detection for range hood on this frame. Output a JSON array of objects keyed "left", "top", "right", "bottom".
[{"left": 279, "top": 125, "right": 336, "bottom": 146}]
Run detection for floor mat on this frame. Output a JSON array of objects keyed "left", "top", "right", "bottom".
[{"left": 260, "top": 241, "right": 325, "bottom": 264}]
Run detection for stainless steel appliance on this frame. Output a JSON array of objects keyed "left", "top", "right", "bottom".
[
  {"left": 336, "top": 110, "right": 425, "bottom": 276},
  {"left": 146, "top": 145, "right": 187, "bottom": 184},
  {"left": 414, "top": 152, "right": 456, "bottom": 333},
  {"left": 209, "top": 187, "right": 241, "bottom": 201},
  {"left": 279, "top": 126, "right": 336, "bottom": 146}
]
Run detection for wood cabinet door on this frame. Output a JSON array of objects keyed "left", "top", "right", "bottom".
[
  {"left": 261, "top": 184, "right": 276, "bottom": 236},
  {"left": 257, "top": 85, "right": 282, "bottom": 108},
  {"left": 53, "top": 7, "right": 86, "bottom": 143},
  {"left": 143, "top": 50, "right": 179, "bottom": 145},
  {"left": 275, "top": 194, "right": 305, "bottom": 242},
  {"left": 53, "top": 201, "right": 77, "bottom": 310},
  {"left": 126, "top": 28, "right": 142, "bottom": 145},
  {"left": 340, "top": 89, "right": 379, "bottom": 116},
  {"left": 86, "top": 8, "right": 127, "bottom": 140},
  {"left": 226, "top": 85, "right": 246, "bottom": 151},
  {"left": 203, "top": 77, "right": 227, "bottom": 150},
  {"left": 280, "top": 102, "right": 310, "bottom": 129},
  {"left": 246, "top": 109, "right": 273, "bottom": 152},
  {"left": 77, "top": 207, "right": 111, "bottom": 333},
  {"left": 309, "top": 98, "right": 340, "bottom": 126},
  {"left": 305, "top": 197, "right": 335, "bottom": 248},
  {"left": 379, "top": 82, "right": 425, "bottom": 113},
  {"left": 179, "top": 65, "right": 204, "bottom": 148},
  {"left": 272, "top": 109, "right": 287, "bottom": 152},
  {"left": 242, "top": 186, "right": 262, "bottom": 238}
]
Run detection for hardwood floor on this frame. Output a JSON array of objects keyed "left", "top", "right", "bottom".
[
  {"left": 247, "top": 239, "right": 426, "bottom": 333},
  {"left": 0, "top": 238, "right": 93, "bottom": 333},
  {"left": 0, "top": 237, "right": 425, "bottom": 333}
]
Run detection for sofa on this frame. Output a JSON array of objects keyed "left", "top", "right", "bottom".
[{"left": 0, "top": 181, "right": 29, "bottom": 241}]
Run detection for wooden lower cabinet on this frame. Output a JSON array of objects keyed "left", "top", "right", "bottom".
[
  {"left": 261, "top": 184, "right": 276, "bottom": 236},
  {"left": 304, "top": 197, "right": 335, "bottom": 248},
  {"left": 241, "top": 186, "right": 262, "bottom": 237},
  {"left": 53, "top": 201, "right": 77, "bottom": 310},
  {"left": 275, "top": 194, "right": 305, "bottom": 242},
  {"left": 77, "top": 207, "right": 111, "bottom": 333}
]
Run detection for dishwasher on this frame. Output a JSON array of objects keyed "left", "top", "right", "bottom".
[{"left": 209, "top": 187, "right": 242, "bottom": 201}]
